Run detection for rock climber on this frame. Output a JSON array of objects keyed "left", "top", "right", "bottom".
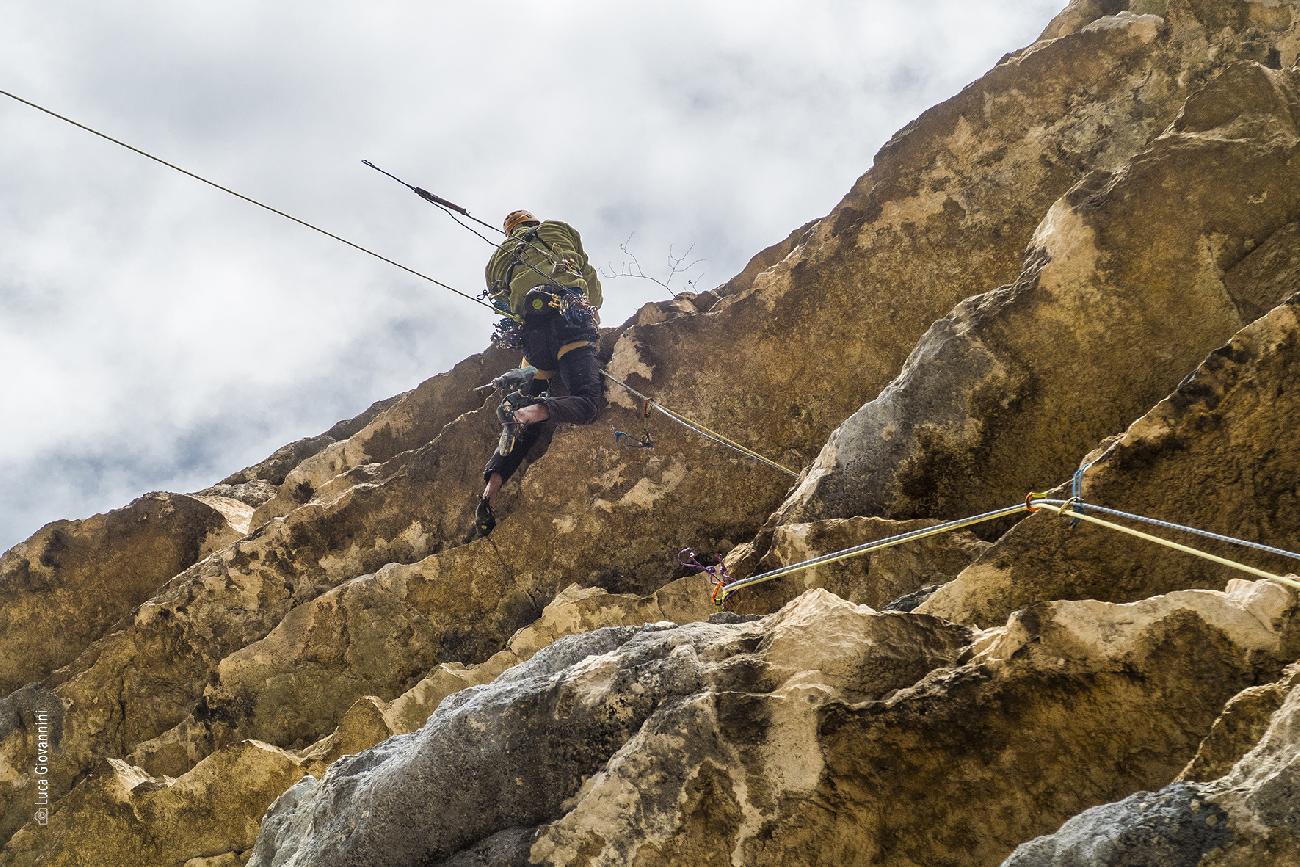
[{"left": 474, "top": 209, "right": 606, "bottom": 536}]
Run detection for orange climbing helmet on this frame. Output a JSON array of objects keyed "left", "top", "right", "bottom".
[{"left": 503, "top": 210, "right": 539, "bottom": 234}]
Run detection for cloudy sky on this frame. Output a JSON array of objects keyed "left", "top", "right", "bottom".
[{"left": 0, "top": 1, "right": 1063, "bottom": 550}]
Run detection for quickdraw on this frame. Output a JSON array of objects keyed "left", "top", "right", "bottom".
[
  {"left": 614, "top": 398, "right": 655, "bottom": 448},
  {"left": 680, "top": 548, "right": 732, "bottom": 607},
  {"left": 487, "top": 296, "right": 525, "bottom": 349}
]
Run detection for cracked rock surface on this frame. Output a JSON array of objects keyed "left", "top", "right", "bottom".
[{"left": 6, "top": 1, "right": 1300, "bottom": 864}]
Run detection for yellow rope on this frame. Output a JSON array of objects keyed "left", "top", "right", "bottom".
[
  {"left": 1035, "top": 501, "right": 1300, "bottom": 591},
  {"left": 716, "top": 496, "right": 1300, "bottom": 606},
  {"left": 714, "top": 503, "right": 1029, "bottom": 604}
]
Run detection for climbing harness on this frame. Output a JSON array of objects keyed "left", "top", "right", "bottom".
[
  {"left": 0, "top": 90, "right": 795, "bottom": 480},
  {"left": 523, "top": 285, "right": 599, "bottom": 330},
  {"left": 710, "top": 495, "right": 1300, "bottom": 607},
  {"left": 680, "top": 548, "right": 732, "bottom": 608},
  {"left": 7, "top": 91, "right": 1296, "bottom": 608},
  {"left": 489, "top": 298, "right": 526, "bottom": 350},
  {"left": 362, "top": 159, "right": 798, "bottom": 479}
]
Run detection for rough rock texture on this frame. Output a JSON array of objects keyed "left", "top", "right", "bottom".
[
  {"left": 1178, "top": 662, "right": 1300, "bottom": 782},
  {"left": 7, "top": 1, "right": 1300, "bottom": 862},
  {"left": 923, "top": 292, "right": 1300, "bottom": 626},
  {"left": 725, "top": 516, "right": 989, "bottom": 614},
  {"left": 2, "top": 740, "right": 303, "bottom": 867},
  {"left": 250, "top": 581, "right": 1298, "bottom": 866},
  {"left": 0, "top": 579, "right": 710, "bottom": 866},
  {"left": 7, "top": 6, "right": 1202, "bottom": 838},
  {"left": 1006, "top": 658, "right": 1300, "bottom": 865},
  {"left": 129, "top": 573, "right": 713, "bottom": 778},
  {"left": 0, "top": 492, "right": 239, "bottom": 696},
  {"left": 247, "top": 344, "right": 513, "bottom": 524},
  {"left": 777, "top": 62, "right": 1300, "bottom": 525},
  {"left": 1003, "top": 784, "right": 1232, "bottom": 867},
  {"left": 198, "top": 391, "right": 404, "bottom": 511},
  {"left": 248, "top": 591, "right": 974, "bottom": 866}
]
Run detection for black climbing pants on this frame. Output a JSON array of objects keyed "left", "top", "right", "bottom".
[{"left": 482, "top": 309, "right": 605, "bottom": 485}]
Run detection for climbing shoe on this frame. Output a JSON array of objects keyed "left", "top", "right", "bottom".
[
  {"left": 496, "top": 401, "right": 523, "bottom": 456},
  {"left": 475, "top": 497, "right": 496, "bottom": 537}
]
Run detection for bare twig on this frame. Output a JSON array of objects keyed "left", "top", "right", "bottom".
[{"left": 600, "top": 232, "right": 706, "bottom": 295}]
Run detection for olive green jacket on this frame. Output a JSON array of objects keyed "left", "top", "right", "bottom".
[{"left": 484, "top": 220, "right": 603, "bottom": 316}]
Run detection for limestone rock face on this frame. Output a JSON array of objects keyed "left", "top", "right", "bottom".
[
  {"left": 5, "top": 2, "right": 1183, "bottom": 828},
  {"left": 249, "top": 581, "right": 1298, "bottom": 866},
  {"left": 1178, "top": 662, "right": 1300, "bottom": 782},
  {"left": 248, "top": 344, "right": 513, "bottom": 524},
  {"left": 7, "top": 1, "right": 1300, "bottom": 863},
  {"left": 1006, "top": 659, "right": 1300, "bottom": 866},
  {"left": 248, "top": 591, "right": 974, "bottom": 867},
  {"left": 0, "top": 492, "right": 238, "bottom": 696},
  {"left": 200, "top": 390, "right": 404, "bottom": 511},
  {"left": 2, "top": 740, "right": 303, "bottom": 867},
  {"left": 922, "top": 292, "right": 1300, "bottom": 626},
  {"left": 777, "top": 62, "right": 1300, "bottom": 526},
  {"left": 727, "top": 516, "right": 989, "bottom": 614}
]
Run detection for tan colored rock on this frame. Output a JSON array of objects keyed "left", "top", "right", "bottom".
[
  {"left": 246, "top": 581, "right": 1299, "bottom": 866},
  {"left": 776, "top": 62, "right": 1300, "bottom": 527},
  {"left": 542, "top": 582, "right": 1299, "bottom": 866},
  {"left": 9, "top": 1, "right": 1300, "bottom": 856},
  {"left": 90, "top": 576, "right": 717, "bottom": 860},
  {"left": 923, "top": 292, "right": 1300, "bottom": 626},
  {"left": 149, "top": 573, "right": 713, "bottom": 775},
  {"left": 1224, "top": 220, "right": 1300, "bottom": 322},
  {"left": 1042, "top": 0, "right": 1300, "bottom": 63},
  {"left": 193, "top": 494, "right": 256, "bottom": 536},
  {"left": 196, "top": 390, "right": 406, "bottom": 512},
  {"left": 249, "top": 344, "right": 514, "bottom": 524},
  {"left": 2, "top": 740, "right": 302, "bottom": 867},
  {"left": 0, "top": 492, "right": 238, "bottom": 695},
  {"left": 726, "top": 516, "right": 989, "bottom": 614},
  {"left": 1179, "top": 662, "right": 1300, "bottom": 782},
  {"left": 247, "top": 590, "right": 974, "bottom": 866},
  {"left": 126, "top": 714, "right": 213, "bottom": 780},
  {"left": 295, "top": 696, "right": 395, "bottom": 779},
  {"left": 1195, "top": 675, "right": 1300, "bottom": 864},
  {"left": 1007, "top": 647, "right": 1300, "bottom": 866},
  {"left": 0, "top": 385, "right": 786, "bottom": 837},
  {"left": 183, "top": 855, "right": 245, "bottom": 866}
]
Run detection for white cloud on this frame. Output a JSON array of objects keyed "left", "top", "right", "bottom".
[{"left": 0, "top": 0, "right": 1064, "bottom": 549}]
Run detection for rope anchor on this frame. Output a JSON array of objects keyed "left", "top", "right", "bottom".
[
  {"left": 680, "top": 548, "right": 732, "bottom": 608},
  {"left": 709, "top": 494, "right": 1300, "bottom": 607}
]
